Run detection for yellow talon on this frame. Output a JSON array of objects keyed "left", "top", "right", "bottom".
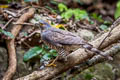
[
  {"left": 46, "top": 56, "right": 59, "bottom": 67},
  {"left": 46, "top": 63, "right": 56, "bottom": 67}
]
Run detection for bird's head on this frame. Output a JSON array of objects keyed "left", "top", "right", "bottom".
[{"left": 35, "top": 20, "right": 51, "bottom": 30}]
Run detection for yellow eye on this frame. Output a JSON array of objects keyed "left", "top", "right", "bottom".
[{"left": 40, "top": 23, "right": 43, "bottom": 26}]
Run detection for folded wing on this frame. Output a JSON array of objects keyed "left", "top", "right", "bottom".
[{"left": 41, "top": 28, "right": 87, "bottom": 46}]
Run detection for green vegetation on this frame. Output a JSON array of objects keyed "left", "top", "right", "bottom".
[
  {"left": 0, "top": 28, "right": 14, "bottom": 38},
  {"left": 115, "top": 1, "right": 120, "bottom": 19},
  {"left": 91, "top": 13, "right": 104, "bottom": 22},
  {"left": 58, "top": 3, "right": 89, "bottom": 20},
  {"left": 23, "top": 45, "right": 57, "bottom": 62}
]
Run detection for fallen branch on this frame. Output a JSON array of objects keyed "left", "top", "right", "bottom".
[
  {"left": 3, "top": 8, "right": 35, "bottom": 80},
  {"left": 16, "top": 22, "right": 120, "bottom": 80},
  {"left": 2, "top": 18, "right": 13, "bottom": 29}
]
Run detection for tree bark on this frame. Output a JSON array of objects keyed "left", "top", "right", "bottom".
[{"left": 3, "top": 8, "right": 35, "bottom": 80}]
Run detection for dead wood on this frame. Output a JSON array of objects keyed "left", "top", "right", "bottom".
[{"left": 3, "top": 8, "right": 35, "bottom": 80}]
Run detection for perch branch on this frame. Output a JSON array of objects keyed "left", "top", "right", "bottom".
[{"left": 16, "top": 21, "right": 120, "bottom": 80}]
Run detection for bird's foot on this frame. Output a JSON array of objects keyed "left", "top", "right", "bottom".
[
  {"left": 46, "top": 56, "right": 59, "bottom": 67},
  {"left": 46, "top": 62, "right": 56, "bottom": 67}
]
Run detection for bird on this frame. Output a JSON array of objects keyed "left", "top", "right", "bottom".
[{"left": 36, "top": 20, "right": 113, "bottom": 66}]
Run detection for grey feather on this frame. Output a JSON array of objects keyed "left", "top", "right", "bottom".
[{"left": 41, "top": 27, "right": 87, "bottom": 46}]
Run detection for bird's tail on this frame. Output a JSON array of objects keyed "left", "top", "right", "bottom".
[{"left": 82, "top": 44, "right": 113, "bottom": 60}]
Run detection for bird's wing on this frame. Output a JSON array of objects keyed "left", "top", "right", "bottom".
[{"left": 41, "top": 28, "right": 87, "bottom": 46}]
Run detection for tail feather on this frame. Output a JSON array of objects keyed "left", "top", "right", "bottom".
[{"left": 83, "top": 44, "right": 113, "bottom": 60}]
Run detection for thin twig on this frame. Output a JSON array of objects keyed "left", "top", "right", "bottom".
[
  {"left": 2, "top": 18, "right": 14, "bottom": 29},
  {"left": 23, "top": 42, "right": 31, "bottom": 48},
  {"left": 3, "top": 10, "right": 17, "bottom": 17},
  {"left": 18, "top": 6, "right": 30, "bottom": 14},
  {"left": 13, "top": 22, "right": 34, "bottom": 26},
  {"left": 18, "top": 30, "right": 40, "bottom": 44},
  {"left": 98, "top": 17, "right": 120, "bottom": 49}
]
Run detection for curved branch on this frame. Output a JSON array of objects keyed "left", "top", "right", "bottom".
[{"left": 3, "top": 8, "right": 35, "bottom": 80}]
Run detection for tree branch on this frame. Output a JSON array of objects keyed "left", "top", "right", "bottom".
[
  {"left": 3, "top": 8, "right": 35, "bottom": 80},
  {"left": 16, "top": 21, "right": 120, "bottom": 80}
]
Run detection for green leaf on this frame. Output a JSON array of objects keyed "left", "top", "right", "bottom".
[
  {"left": 49, "top": 49, "right": 57, "bottom": 53},
  {"left": 100, "top": 24, "right": 108, "bottom": 31},
  {"left": 73, "top": 9, "right": 89, "bottom": 20},
  {"left": 61, "top": 8, "right": 89, "bottom": 20},
  {"left": 90, "top": 20, "right": 94, "bottom": 24},
  {"left": 0, "top": 29, "right": 14, "bottom": 38},
  {"left": 61, "top": 9, "right": 73, "bottom": 20},
  {"left": 84, "top": 73, "right": 94, "bottom": 80},
  {"left": 49, "top": 49, "right": 58, "bottom": 57},
  {"left": 45, "top": 6, "right": 57, "bottom": 13},
  {"left": 43, "top": 45, "right": 50, "bottom": 50},
  {"left": 42, "top": 53, "right": 51, "bottom": 60},
  {"left": 23, "top": 46, "right": 43, "bottom": 61},
  {"left": 41, "top": 50, "right": 47, "bottom": 55},
  {"left": 58, "top": 3, "right": 68, "bottom": 12},
  {"left": 24, "top": 0, "right": 38, "bottom": 2},
  {"left": 91, "top": 13, "right": 103, "bottom": 22},
  {"left": 50, "top": 0, "right": 58, "bottom": 5},
  {"left": 114, "top": 1, "right": 120, "bottom": 19},
  {"left": 23, "top": 32, "right": 28, "bottom": 37},
  {"left": 104, "top": 21, "right": 112, "bottom": 25}
]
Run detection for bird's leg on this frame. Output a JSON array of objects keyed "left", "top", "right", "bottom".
[
  {"left": 46, "top": 56, "right": 59, "bottom": 67},
  {"left": 46, "top": 47, "right": 68, "bottom": 67},
  {"left": 57, "top": 47, "right": 69, "bottom": 61}
]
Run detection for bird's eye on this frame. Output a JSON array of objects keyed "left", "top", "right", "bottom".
[{"left": 40, "top": 23, "right": 43, "bottom": 26}]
